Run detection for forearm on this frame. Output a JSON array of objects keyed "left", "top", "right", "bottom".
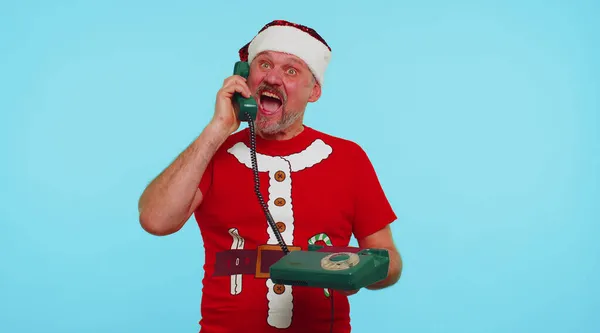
[
  {"left": 366, "top": 248, "right": 402, "bottom": 290},
  {"left": 138, "top": 122, "right": 229, "bottom": 235}
]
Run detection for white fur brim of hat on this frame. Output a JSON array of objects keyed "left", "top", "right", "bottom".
[{"left": 247, "top": 25, "right": 331, "bottom": 85}]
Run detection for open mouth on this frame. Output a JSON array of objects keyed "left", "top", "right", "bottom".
[{"left": 258, "top": 90, "right": 284, "bottom": 115}]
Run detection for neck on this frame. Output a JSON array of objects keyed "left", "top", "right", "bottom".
[{"left": 257, "top": 123, "right": 305, "bottom": 141}]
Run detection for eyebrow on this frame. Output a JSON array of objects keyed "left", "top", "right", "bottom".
[
  {"left": 256, "top": 53, "right": 306, "bottom": 68},
  {"left": 286, "top": 58, "right": 304, "bottom": 67}
]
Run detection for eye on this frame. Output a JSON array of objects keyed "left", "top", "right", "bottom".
[
  {"left": 286, "top": 68, "right": 297, "bottom": 75},
  {"left": 260, "top": 62, "right": 270, "bottom": 69}
]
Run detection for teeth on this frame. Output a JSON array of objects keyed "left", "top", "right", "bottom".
[{"left": 261, "top": 91, "right": 280, "bottom": 100}]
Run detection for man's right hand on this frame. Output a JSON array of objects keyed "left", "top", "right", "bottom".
[{"left": 211, "top": 74, "right": 254, "bottom": 135}]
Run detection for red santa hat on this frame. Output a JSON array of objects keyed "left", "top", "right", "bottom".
[{"left": 239, "top": 20, "right": 332, "bottom": 85}]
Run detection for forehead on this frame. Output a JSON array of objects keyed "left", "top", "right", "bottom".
[{"left": 253, "top": 51, "right": 309, "bottom": 69}]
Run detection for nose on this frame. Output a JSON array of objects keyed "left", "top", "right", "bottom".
[{"left": 263, "top": 69, "right": 284, "bottom": 86}]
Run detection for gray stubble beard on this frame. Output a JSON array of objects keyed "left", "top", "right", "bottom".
[{"left": 255, "top": 108, "right": 304, "bottom": 135}]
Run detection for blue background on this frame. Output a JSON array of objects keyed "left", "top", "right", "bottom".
[{"left": 1, "top": 0, "right": 598, "bottom": 332}]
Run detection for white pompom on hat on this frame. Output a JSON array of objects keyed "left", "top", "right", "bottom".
[{"left": 239, "top": 20, "right": 332, "bottom": 85}]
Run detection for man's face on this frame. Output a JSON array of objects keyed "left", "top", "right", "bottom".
[{"left": 246, "top": 51, "right": 321, "bottom": 135}]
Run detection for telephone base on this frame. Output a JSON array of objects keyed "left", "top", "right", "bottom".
[{"left": 269, "top": 245, "right": 389, "bottom": 291}]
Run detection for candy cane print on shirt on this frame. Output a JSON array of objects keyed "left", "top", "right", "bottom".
[
  {"left": 227, "top": 139, "right": 333, "bottom": 329},
  {"left": 308, "top": 233, "right": 333, "bottom": 298},
  {"left": 228, "top": 228, "right": 244, "bottom": 295}
]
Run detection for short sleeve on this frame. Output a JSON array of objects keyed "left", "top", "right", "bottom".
[
  {"left": 198, "top": 158, "right": 214, "bottom": 196},
  {"left": 352, "top": 145, "right": 397, "bottom": 240}
]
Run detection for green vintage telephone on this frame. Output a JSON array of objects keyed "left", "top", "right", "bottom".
[{"left": 231, "top": 61, "right": 389, "bottom": 291}]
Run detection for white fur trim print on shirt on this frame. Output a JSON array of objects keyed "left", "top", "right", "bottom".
[
  {"left": 266, "top": 158, "right": 294, "bottom": 244},
  {"left": 226, "top": 138, "right": 333, "bottom": 329}
]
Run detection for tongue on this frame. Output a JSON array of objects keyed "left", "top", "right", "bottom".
[{"left": 261, "top": 96, "right": 282, "bottom": 113}]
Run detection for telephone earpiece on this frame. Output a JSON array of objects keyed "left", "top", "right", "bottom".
[{"left": 232, "top": 61, "right": 258, "bottom": 122}]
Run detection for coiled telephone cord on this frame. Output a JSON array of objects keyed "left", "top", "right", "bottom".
[
  {"left": 246, "top": 113, "right": 334, "bottom": 332},
  {"left": 246, "top": 113, "right": 290, "bottom": 255}
]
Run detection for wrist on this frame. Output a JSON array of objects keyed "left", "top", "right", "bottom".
[{"left": 204, "top": 121, "right": 233, "bottom": 143}]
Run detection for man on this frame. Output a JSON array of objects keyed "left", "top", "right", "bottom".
[{"left": 138, "top": 20, "right": 402, "bottom": 333}]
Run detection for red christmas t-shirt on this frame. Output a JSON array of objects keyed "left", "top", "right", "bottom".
[{"left": 193, "top": 126, "right": 396, "bottom": 333}]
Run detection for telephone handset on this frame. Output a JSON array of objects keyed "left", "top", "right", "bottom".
[
  {"left": 231, "top": 61, "right": 290, "bottom": 255},
  {"left": 232, "top": 61, "right": 258, "bottom": 122}
]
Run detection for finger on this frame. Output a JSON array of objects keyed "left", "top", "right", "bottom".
[
  {"left": 230, "top": 82, "right": 252, "bottom": 98},
  {"left": 223, "top": 76, "right": 252, "bottom": 96},
  {"left": 222, "top": 75, "right": 247, "bottom": 89},
  {"left": 219, "top": 81, "right": 252, "bottom": 99}
]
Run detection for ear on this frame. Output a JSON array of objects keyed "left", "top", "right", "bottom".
[{"left": 308, "top": 81, "right": 321, "bottom": 103}]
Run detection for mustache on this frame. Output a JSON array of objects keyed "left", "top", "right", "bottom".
[{"left": 255, "top": 83, "right": 287, "bottom": 103}]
